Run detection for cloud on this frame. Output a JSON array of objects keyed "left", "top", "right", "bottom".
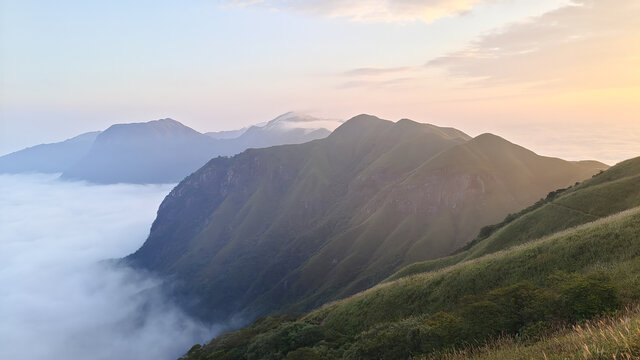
[
  {"left": 338, "top": 77, "right": 413, "bottom": 89},
  {"left": 0, "top": 174, "right": 221, "bottom": 360},
  {"left": 228, "top": 0, "right": 496, "bottom": 23},
  {"left": 336, "top": 65, "right": 426, "bottom": 89},
  {"left": 342, "top": 66, "right": 419, "bottom": 77},
  {"left": 428, "top": 0, "right": 640, "bottom": 87}
]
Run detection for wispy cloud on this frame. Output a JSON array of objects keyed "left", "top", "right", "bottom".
[
  {"left": 227, "top": 0, "right": 498, "bottom": 23},
  {"left": 338, "top": 77, "right": 414, "bottom": 89},
  {"left": 342, "top": 66, "right": 419, "bottom": 77},
  {"left": 336, "top": 65, "right": 426, "bottom": 89},
  {"left": 427, "top": 0, "right": 640, "bottom": 87}
]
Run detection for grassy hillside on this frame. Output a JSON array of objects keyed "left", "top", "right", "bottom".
[
  {"left": 427, "top": 306, "right": 640, "bottom": 360},
  {"left": 127, "top": 115, "right": 604, "bottom": 324},
  {"left": 181, "top": 204, "right": 640, "bottom": 359},
  {"left": 389, "top": 156, "right": 640, "bottom": 282}
]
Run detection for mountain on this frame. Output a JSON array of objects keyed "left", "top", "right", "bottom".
[
  {"left": 61, "top": 119, "right": 218, "bottom": 184},
  {"left": 205, "top": 128, "right": 249, "bottom": 140},
  {"left": 1, "top": 112, "right": 339, "bottom": 184},
  {"left": 0, "top": 131, "right": 100, "bottom": 174},
  {"left": 181, "top": 156, "right": 640, "bottom": 360},
  {"left": 388, "top": 155, "right": 640, "bottom": 281},
  {"left": 205, "top": 112, "right": 341, "bottom": 155},
  {"left": 203, "top": 111, "right": 339, "bottom": 141},
  {"left": 126, "top": 114, "right": 606, "bottom": 324}
]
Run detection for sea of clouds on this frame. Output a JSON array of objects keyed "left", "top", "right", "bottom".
[{"left": 0, "top": 173, "right": 217, "bottom": 360}]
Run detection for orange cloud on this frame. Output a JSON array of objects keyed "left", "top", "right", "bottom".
[{"left": 428, "top": 0, "right": 640, "bottom": 89}]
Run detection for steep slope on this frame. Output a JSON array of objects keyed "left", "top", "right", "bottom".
[
  {"left": 182, "top": 195, "right": 640, "bottom": 359},
  {"left": 126, "top": 115, "right": 605, "bottom": 323},
  {"left": 0, "top": 131, "right": 100, "bottom": 174},
  {"left": 61, "top": 119, "right": 216, "bottom": 184},
  {"left": 389, "top": 155, "right": 640, "bottom": 281}
]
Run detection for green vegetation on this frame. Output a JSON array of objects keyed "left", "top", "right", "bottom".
[
  {"left": 388, "top": 156, "right": 640, "bottom": 282},
  {"left": 176, "top": 152, "right": 638, "bottom": 359},
  {"left": 180, "top": 204, "right": 640, "bottom": 359},
  {"left": 426, "top": 306, "right": 640, "bottom": 360},
  {"left": 128, "top": 115, "right": 604, "bottom": 323}
]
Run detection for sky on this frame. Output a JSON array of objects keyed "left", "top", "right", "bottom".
[
  {"left": 0, "top": 173, "right": 223, "bottom": 360},
  {"left": 1, "top": 0, "right": 638, "bottom": 164}
]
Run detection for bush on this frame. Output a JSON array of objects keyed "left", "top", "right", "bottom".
[
  {"left": 343, "top": 316, "right": 432, "bottom": 360},
  {"left": 549, "top": 271, "right": 620, "bottom": 321},
  {"left": 246, "top": 322, "right": 325, "bottom": 360},
  {"left": 285, "top": 347, "right": 327, "bottom": 360}
]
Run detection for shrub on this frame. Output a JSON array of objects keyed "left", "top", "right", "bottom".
[{"left": 549, "top": 271, "right": 620, "bottom": 321}]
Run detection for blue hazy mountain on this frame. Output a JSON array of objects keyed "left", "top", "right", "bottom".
[
  {"left": 1, "top": 113, "right": 341, "bottom": 184},
  {"left": 0, "top": 131, "right": 101, "bottom": 174}
]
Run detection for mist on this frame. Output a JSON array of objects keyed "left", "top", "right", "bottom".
[{"left": 0, "top": 173, "right": 217, "bottom": 360}]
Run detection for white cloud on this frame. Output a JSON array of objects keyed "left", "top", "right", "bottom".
[
  {"left": 228, "top": 0, "right": 496, "bottom": 23},
  {"left": 428, "top": 0, "right": 640, "bottom": 87},
  {"left": 0, "top": 174, "right": 220, "bottom": 360}
]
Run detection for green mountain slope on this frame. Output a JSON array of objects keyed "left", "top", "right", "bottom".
[
  {"left": 182, "top": 201, "right": 640, "bottom": 359},
  {"left": 126, "top": 115, "right": 605, "bottom": 324},
  {"left": 389, "top": 156, "right": 640, "bottom": 281}
]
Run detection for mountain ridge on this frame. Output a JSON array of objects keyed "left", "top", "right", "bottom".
[
  {"left": 180, "top": 156, "right": 640, "bottom": 360},
  {"left": 0, "top": 131, "right": 101, "bottom": 174},
  {"left": 1, "top": 113, "right": 339, "bottom": 184},
  {"left": 126, "top": 114, "right": 606, "bottom": 324}
]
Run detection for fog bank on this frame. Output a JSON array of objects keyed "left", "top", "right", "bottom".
[{"left": 0, "top": 174, "right": 216, "bottom": 359}]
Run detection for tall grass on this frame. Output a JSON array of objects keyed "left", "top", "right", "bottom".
[
  {"left": 307, "top": 207, "right": 640, "bottom": 335},
  {"left": 425, "top": 306, "right": 640, "bottom": 360}
]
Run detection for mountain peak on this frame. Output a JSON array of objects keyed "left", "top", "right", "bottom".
[
  {"left": 269, "top": 112, "right": 317, "bottom": 123},
  {"left": 259, "top": 112, "right": 343, "bottom": 133},
  {"left": 468, "top": 132, "right": 525, "bottom": 152},
  {"left": 337, "top": 114, "right": 389, "bottom": 128},
  {"left": 329, "top": 114, "right": 392, "bottom": 140},
  {"left": 150, "top": 117, "right": 181, "bottom": 125},
  {"left": 100, "top": 118, "right": 202, "bottom": 140}
]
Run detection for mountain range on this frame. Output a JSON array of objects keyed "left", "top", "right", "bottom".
[
  {"left": 0, "top": 131, "right": 100, "bottom": 174},
  {"left": 179, "top": 141, "right": 640, "bottom": 360},
  {"left": 0, "top": 112, "right": 341, "bottom": 184},
  {"left": 126, "top": 114, "right": 607, "bottom": 325}
]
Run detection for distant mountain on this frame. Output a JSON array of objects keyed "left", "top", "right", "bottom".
[
  {"left": 126, "top": 114, "right": 606, "bottom": 324},
  {"left": 205, "top": 128, "right": 248, "bottom": 140},
  {"left": 61, "top": 119, "right": 216, "bottom": 184},
  {"left": 1, "top": 112, "right": 339, "bottom": 184},
  {"left": 0, "top": 131, "right": 100, "bottom": 174},
  {"left": 206, "top": 112, "right": 342, "bottom": 155}
]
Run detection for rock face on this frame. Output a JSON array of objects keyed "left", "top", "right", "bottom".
[{"left": 126, "top": 114, "right": 607, "bottom": 323}]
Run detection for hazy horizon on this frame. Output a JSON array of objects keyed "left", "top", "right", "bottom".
[
  {"left": 1, "top": 113, "right": 635, "bottom": 166},
  {"left": 1, "top": 0, "right": 638, "bottom": 164}
]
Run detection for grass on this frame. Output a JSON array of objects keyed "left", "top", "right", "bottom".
[
  {"left": 180, "top": 203, "right": 640, "bottom": 359},
  {"left": 182, "top": 205, "right": 640, "bottom": 359},
  {"left": 387, "top": 157, "right": 640, "bottom": 282},
  {"left": 177, "top": 155, "right": 638, "bottom": 359},
  {"left": 305, "top": 207, "right": 640, "bottom": 336},
  {"left": 425, "top": 306, "right": 640, "bottom": 360}
]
